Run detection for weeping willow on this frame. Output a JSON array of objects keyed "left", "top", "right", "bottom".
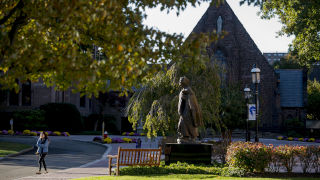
[
  {"left": 126, "top": 31, "right": 228, "bottom": 138},
  {"left": 126, "top": 62, "right": 226, "bottom": 138}
]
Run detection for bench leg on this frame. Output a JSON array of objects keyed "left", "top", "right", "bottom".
[
  {"left": 116, "top": 163, "right": 120, "bottom": 176},
  {"left": 108, "top": 158, "right": 112, "bottom": 175}
]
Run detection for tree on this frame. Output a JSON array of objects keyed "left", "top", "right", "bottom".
[
  {"left": 240, "top": 0, "right": 320, "bottom": 66},
  {"left": 220, "top": 85, "right": 246, "bottom": 133},
  {"left": 0, "top": 0, "right": 217, "bottom": 95},
  {"left": 272, "top": 53, "right": 302, "bottom": 69},
  {"left": 307, "top": 80, "right": 320, "bottom": 121},
  {"left": 126, "top": 62, "right": 222, "bottom": 138}
]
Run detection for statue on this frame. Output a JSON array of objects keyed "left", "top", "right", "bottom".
[
  {"left": 217, "top": 16, "right": 222, "bottom": 34},
  {"left": 177, "top": 76, "right": 202, "bottom": 144}
]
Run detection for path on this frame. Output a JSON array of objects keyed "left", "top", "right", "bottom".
[
  {"left": 18, "top": 135, "right": 160, "bottom": 180},
  {"left": 0, "top": 136, "right": 106, "bottom": 180}
]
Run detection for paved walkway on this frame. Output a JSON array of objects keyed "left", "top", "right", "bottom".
[
  {"left": 17, "top": 135, "right": 161, "bottom": 180},
  {"left": 0, "top": 136, "right": 106, "bottom": 180}
]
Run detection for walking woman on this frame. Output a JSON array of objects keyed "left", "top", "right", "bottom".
[{"left": 36, "top": 131, "right": 49, "bottom": 174}]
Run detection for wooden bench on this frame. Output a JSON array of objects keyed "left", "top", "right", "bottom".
[{"left": 107, "top": 147, "right": 162, "bottom": 175}]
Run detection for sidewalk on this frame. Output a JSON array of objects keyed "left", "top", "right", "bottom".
[{"left": 17, "top": 135, "right": 161, "bottom": 180}]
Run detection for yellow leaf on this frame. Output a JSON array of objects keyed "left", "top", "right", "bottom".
[{"left": 118, "top": 44, "right": 123, "bottom": 51}]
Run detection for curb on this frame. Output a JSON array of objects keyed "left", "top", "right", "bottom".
[{"left": 0, "top": 146, "right": 35, "bottom": 161}]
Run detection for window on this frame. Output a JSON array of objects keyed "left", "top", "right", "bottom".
[
  {"left": 9, "top": 79, "right": 19, "bottom": 106},
  {"left": 9, "top": 90, "right": 19, "bottom": 106},
  {"left": 22, "top": 81, "right": 31, "bottom": 106},
  {"left": 0, "top": 90, "right": 7, "bottom": 105},
  {"left": 80, "top": 95, "right": 86, "bottom": 108}
]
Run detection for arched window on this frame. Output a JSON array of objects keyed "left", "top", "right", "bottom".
[{"left": 212, "top": 50, "right": 227, "bottom": 82}]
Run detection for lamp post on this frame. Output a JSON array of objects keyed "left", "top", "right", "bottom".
[
  {"left": 244, "top": 87, "right": 251, "bottom": 142},
  {"left": 251, "top": 66, "right": 260, "bottom": 142}
]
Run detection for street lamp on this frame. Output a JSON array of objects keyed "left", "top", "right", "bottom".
[
  {"left": 244, "top": 87, "right": 251, "bottom": 142},
  {"left": 251, "top": 65, "right": 260, "bottom": 142}
]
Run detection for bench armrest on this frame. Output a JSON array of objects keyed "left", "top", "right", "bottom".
[{"left": 107, "top": 155, "right": 118, "bottom": 159}]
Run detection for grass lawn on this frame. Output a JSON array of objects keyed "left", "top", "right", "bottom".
[
  {"left": 0, "top": 141, "right": 31, "bottom": 157},
  {"left": 74, "top": 174, "right": 318, "bottom": 180}
]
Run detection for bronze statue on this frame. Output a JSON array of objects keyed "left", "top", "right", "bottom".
[{"left": 177, "top": 76, "right": 202, "bottom": 144}]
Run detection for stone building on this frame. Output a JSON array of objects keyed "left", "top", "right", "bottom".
[
  {"left": 0, "top": 80, "right": 129, "bottom": 131},
  {"left": 191, "top": 2, "right": 282, "bottom": 130},
  {"left": 0, "top": 80, "right": 95, "bottom": 115}
]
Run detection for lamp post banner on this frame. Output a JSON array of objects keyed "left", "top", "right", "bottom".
[{"left": 248, "top": 104, "right": 256, "bottom": 121}]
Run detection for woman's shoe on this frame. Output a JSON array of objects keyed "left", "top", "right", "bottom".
[
  {"left": 36, "top": 171, "right": 41, "bottom": 174},
  {"left": 45, "top": 170, "right": 48, "bottom": 174}
]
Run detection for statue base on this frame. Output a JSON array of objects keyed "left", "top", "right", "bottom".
[{"left": 164, "top": 143, "right": 212, "bottom": 165}]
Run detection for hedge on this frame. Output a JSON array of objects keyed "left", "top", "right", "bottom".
[{"left": 226, "top": 141, "right": 320, "bottom": 173}]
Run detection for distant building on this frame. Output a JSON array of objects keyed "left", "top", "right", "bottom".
[
  {"left": 275, "top": 69, "right": 307, "bottom": 123},
  {"left": 263, "top": 52, "right": 288, "bottom": 65}
]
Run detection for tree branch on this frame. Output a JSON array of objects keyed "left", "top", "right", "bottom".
[
  {"left": 8, "top": 11, "right": 27, "bottom": 45},
  {"left": 0, "top": 0, "right": 24, "bottom": 25}
]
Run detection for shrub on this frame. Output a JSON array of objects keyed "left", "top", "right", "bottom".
[
  {"left": 297, "top": 146, "right": 314, "bottom": 173},
  {"left": 122, "top": 137, "right": 132, "bottom": 143},
  {"left": 211, "top": 141, "right": 228, "bottom": 164},
  {"left": 112, "top": 137, "right": 124, "bottom": 143},
  {"left": 226, "top": 142, "right": 271, "bottom": 172},
  {"left": 119, "top": 162, "right": 246, "bottom": 177},
  {"left": 0, "top": 130, "right": 2, "bottom": 134},
  {"left": 129, "top": 132, "right": 135, "bottom": 136},
  {"left": 53, "top": 131, "right": 61, "bottom": 136},
  {"left": 23, "top": 129, "right": 31, "bottom": 135},
  {"left": 2, "top": 130, "right": 8, "bottom": 135},
  {"left": 103, "top": 137, "right": 112, "bottom": 144},
  {"left": 122, "top": 132, "right": 127, "bottom": 136},
  {"left": 298, "top": 138, "right": 304, "bottom": 141},
  {"left": 275, "top": 145, "right": 298, "bottom": 173},
  {"left": 277, "top": 136, "right": 284, "bottom": 140},
  {"left": 287, "top": 137, "right": 293, "bottom": 141},
  {"left": 13, "top": 110, "right": 47, "bottom": 130},
  {"left": 8, "top": 130, "right": 14, "bottom": 135},
  {"left": 220, "top": 167, "right": 246, "bottom": 177},
  {"left": 93, "top": 136, "right": 102, "bottom": 142},
  {"left": 268, "top": 145, "right": 282, "bottom": 173},
  {"left": 308, "top": 138, "right": 315, "bottom": 142},
  {"left": 30, "top": 132, "right": 37, "bottom": 136},
  {"left": 40, "top": 103, "right": 83, "bottom": 132},
  {"left": 63, "top": 132, "right": 70, "bottom": 136},
  {"left": 311, "top": 146, "right": 320, "bottom": 173}
]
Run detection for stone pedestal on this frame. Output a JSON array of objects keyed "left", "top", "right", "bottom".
[{"left": 164, "top": 143, "right": 212, "bottom": 165}]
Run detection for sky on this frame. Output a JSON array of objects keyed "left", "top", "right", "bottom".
[{"left": 143, "top": 0, "right": 294, "bottom": 53}]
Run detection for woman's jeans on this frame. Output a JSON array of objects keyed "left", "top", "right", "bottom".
[{"left": 38, "top": 153, "right": 47, "bottom": 171}]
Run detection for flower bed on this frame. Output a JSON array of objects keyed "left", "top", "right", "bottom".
[
  {"left": 121, "top": 132, "right": 145, "bottom": 136},
  {"left": 0, "top": 129, "right": 70, "bottom": 137},
  {"left": 93, "top": 136, "right": 138, "bottom": 144},
  {"left": 226, "top": 141, "right": 320, "bottom": 173},
  {"left": 276, "top": 136, "right": 319, "bottom": 143}
]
